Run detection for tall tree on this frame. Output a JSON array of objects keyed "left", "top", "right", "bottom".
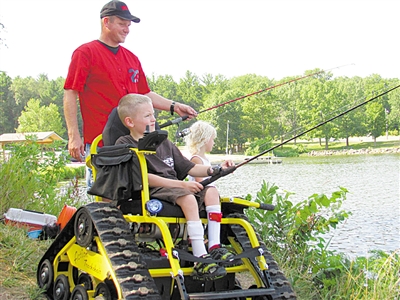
[
  {"left": 17, "top": 99, "right": 65, "bottom": 136},
  {"left": 0, "top": 72, "right": 14, "bottom": 133},
  {"left": 298, "top": 70, "right": 337, "bottom": 149},
  {"left": 236, "top": 74, "right": 276, "bottom": 141},
  {"left": 177, "top": 71, "right": 204, "bottom": 109},
  {"left": 334, "top": 76, "right": 366, "bottom": 146},
  {"left": 363, "top": 75, "right": 388, "bottom": 143},
  {"left": 387, "top": 79, "right": 400, "bottom": 133}
]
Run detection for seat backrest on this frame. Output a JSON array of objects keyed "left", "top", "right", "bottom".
[{"left": 102, "top": 107, "right": 130, "bottom": 146}]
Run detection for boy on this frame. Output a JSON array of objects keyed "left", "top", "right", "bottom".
[{"left": 116, "top": 94, "right": 238, "bottom": 280}]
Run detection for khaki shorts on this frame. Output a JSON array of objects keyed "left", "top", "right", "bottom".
[{"left": 149, "top": 186, "right": 216, "bottom": 212}]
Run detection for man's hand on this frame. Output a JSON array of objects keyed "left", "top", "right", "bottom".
[
  {"left": 174, "top": 103, "right": 198, "bottom": 120},
  {"left": 68, "top": 135, "right": 85, "bottom": 162}
]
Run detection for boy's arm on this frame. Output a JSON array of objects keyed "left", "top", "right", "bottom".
[
  {"left": 187, "top": 164, "right": 213, "bottom": 177},
  {"left": 148, "top": 174, "right": 204, "bottom": 193},
  {"left": 188, "top": 160, "right": 236, "bottom": 179},
  {"left": 148, "top": 174, "right": 185, "bottom": 188}
]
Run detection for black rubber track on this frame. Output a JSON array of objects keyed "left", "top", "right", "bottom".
[{"left": 37, "top": 202, "right": 162, "bottom": 300}]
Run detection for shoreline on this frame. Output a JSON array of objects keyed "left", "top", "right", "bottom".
[
  {"left": 307, "top": 147, "right": 400, "bottom": 156},
  {"left": 186, "top": 147, "right": 400, "bottom": 164}
]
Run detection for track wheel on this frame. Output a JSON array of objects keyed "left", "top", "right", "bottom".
[
  {"left": 95, "top": 282, "right": 112, "bottom": 300},
  {"left": 53, "top": 274, "right": 70, "bottom": 300},
  {"left": 77, "top": 273, "right": 93, "bottom": 290},
  {"left": 70, "top": 285, "right": 89, "bottom": 300},
  {"left": 38, "top": 259, "right": 53, "bottom": 291},
  {"left": 74, "top": 209, "right": 94, "bottom": 247}
]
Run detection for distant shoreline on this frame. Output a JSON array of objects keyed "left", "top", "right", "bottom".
[
  {"left": 307, "top": 147, "right": 400, "bottom": 156},
  {"left": 203, "top": 147, "right": 400, "bottom": 164}
]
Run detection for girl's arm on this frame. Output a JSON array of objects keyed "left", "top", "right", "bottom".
[{"left": 190, "top": 156, "right": 207, "bottom": 182}]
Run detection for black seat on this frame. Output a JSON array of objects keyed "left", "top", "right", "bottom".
[{"left": 102, "top": 107, "right": 130, "bottom": 146}]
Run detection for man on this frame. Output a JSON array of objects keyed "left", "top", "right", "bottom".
[{"left": 63, "top": 0, "right": 196, "bottom": 187}]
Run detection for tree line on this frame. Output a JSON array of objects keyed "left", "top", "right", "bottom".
[{"left": 0, "top": 70, "right": 399, "bottom": 152}]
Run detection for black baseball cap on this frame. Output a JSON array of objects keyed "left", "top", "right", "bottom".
[{"left": 100, "top": 1, "right": 140, "bottom": 23}]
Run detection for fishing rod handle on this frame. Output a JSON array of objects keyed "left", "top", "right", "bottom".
[
  {"left": 159, "top": 115, "right": 189, "bottom": 128},
  {"left": 259, "top": 203, "right": 276, "bottom": 211},
  {"left": 200, "top": 166, "right": 236, "bottom": 187}
]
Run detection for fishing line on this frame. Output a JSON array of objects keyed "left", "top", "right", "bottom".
[
  {"left": 199, "top": 83, "right": 400, "bottom": 187},
  {"left": 159, "top": 64, "right": 354, "bottom": 128}
]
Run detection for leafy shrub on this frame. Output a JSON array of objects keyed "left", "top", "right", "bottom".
[
  {"left": 59, "top": 166, "right": 85, "bottom": 180},
  {"left": 273, "top": 148, "right": 299, "bottom": 157},
  {"left": 245, "top": 181, "right": 351, "bottom": 291},
  {"left": 0, "top": 141, "right": 86, "bottom": 216}
]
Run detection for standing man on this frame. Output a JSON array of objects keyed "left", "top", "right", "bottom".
[{"left": 64, "top": 0, "right": 197, "bottom": 187}]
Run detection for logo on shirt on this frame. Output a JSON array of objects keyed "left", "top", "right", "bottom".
[
  {"left": 129, "top": 69, "right": 139, "bottom": 83},
  {"left": 163, "top": 157, "right": 174, "bottom": 168}
]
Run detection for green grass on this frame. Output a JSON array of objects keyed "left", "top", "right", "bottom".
[
  {"left": 271, "top": 137, "right": 399, "bottom": 157},
  {"left": 0, "top": 224, "right": 51, "bottom": 299}
]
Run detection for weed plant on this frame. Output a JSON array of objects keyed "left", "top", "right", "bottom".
[
  {"left": 245, "top": 181, "right": 400, "bottom": 299},
  {"left": 0, "top": 223, "right": 50, "bottom": 299},
  {"left": 0, "top": 140, "right": 87, "bottom": 215},
  {"left": 0, "top": 140, "right": 88, "bottom": 298}
]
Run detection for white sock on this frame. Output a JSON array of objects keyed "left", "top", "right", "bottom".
[
  {"left": 187, "top": 220, "right": 207, "bottom": 257},
  {"left": 206, "top": 205, "right": 221, "bottom": 250}
]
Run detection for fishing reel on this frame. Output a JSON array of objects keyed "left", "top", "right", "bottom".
[{"left": 175, "top": 128, "right": 191, "bottom": 139}]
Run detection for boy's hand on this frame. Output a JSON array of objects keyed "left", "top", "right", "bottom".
[
  {"left": 181, "top": 181, "right": 204, "bottom": 193},
  {"left": 221, "top": 160, "right": 235, "bottom": 168}
]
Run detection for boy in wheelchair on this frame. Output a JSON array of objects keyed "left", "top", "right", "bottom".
[{"left": 115, "top": 93, "right": 242, "bottom": 281}]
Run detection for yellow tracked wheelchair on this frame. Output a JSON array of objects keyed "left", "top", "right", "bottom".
[{"left": 37, "top": 128, "right": 296, "bottom": 300}]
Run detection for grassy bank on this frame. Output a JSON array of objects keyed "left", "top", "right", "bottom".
[
  {"left": 1, "top": 139, "right": 398, "bottom": 299},
  {"left": 278, "top": 135, "right": 398, "bottom": 150}
]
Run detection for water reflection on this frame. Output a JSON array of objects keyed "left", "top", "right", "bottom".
[{"left": 216, "top": 154, "right": 400, "bottom": 258}]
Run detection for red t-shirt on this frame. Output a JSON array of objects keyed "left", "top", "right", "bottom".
[{"left": 64, "top": 40, "right": 151, "bottom": 144}]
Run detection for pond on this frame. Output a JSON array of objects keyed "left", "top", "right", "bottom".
[{"left": 215, "top": 154, "right": 399, "bottom": 258}]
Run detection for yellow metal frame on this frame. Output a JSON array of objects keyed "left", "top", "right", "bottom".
[{"left": 81, "top": 134, "right": 270, "bottom": 296}]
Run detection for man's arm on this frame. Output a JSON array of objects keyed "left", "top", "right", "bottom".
[
  {"left": 64, "top": 89, "right": 84, "bottom": 161},
  {"left": 145, "top": 91, "right": 197, "bottom": 119}
]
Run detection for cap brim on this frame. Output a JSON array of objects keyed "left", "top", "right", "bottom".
[{"left": 119, "top": 15, "right": 140, "bottom": 23}]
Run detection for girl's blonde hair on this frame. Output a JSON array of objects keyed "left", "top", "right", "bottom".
[{"left": 185, "top": 120, "right": 217, "bottom": 155}]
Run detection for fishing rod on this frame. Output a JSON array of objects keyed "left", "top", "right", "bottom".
[
  {"left": 159, "top": 64, "right": 354, "bottom": 129},
  {"left": 200, "top": 84, "right": 400, "bottom": 187}
]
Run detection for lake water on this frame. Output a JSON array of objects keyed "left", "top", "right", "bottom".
[{"left": 214, "top": 154, "right": 400, "bottom": 258}]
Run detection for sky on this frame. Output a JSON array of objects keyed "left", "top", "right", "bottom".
[{"left": 0, "top": 0, "right": 399, "bottom": 82}]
